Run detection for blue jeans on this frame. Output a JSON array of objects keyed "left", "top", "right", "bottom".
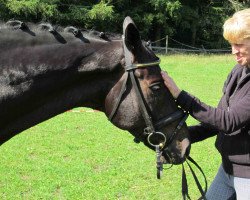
[{"left": 206, "top": 165, "right": 250, "bottom": 200}]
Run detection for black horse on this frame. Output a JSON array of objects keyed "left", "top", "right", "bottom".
[{"left": 0, "top": 17, "right": 190, "bottom": 165}]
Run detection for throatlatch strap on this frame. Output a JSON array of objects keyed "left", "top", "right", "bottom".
[{"left": 108, "top": 72, "right": 129, "bottom": 121}]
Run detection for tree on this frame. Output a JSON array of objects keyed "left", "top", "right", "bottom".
[
  {"left": 0, "top": 0, "right": 249, "bottom": 49},
  {"left": 3, "top": 0, "right": 115, "bottom": 28},
  {"left": 5, "top": 0, "right": 58, "bottom": 21}
]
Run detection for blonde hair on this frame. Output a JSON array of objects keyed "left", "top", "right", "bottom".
[{"left": 223, "top": 8, "right": 250, "bottom": 43}]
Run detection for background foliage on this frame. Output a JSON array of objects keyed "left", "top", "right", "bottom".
[{"left": 0, "top": 1, "right": 249, "bottom": 48}]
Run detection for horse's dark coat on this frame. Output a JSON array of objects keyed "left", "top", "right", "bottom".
[{"left": 0, "top": 19, "right": 190, "bottom": 164}]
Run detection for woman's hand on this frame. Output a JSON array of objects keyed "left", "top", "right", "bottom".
[{"left": 161, "top": 71, "right": 181, "bottom": 99}]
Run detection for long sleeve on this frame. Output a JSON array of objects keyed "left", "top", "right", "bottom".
[
  {"left": 188, "top": 123, "right": 218, "bottom": 143},
  {"left": 177, "top": 90, "right": 250, "bottom": 134}
]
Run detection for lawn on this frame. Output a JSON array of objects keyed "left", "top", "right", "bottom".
[{"left": 0, "top": 54, "right": 235, "bottom": 200}]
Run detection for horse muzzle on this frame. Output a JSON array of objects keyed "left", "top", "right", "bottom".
[{"left": 162, "top": 138, "right": 191, "bottom": 165}]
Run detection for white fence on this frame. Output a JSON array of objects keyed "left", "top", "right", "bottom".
[{"left": 148, "top": 36, "right": 231, "bottom": 54}]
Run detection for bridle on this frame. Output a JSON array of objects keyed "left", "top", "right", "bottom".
[
  {"left": 107, "top": 34, "right": 208, "bottom": 200},
  {"left": 107, "top": 35, "right": 188, "bottom": 169}
]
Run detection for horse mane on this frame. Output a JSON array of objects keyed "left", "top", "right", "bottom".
[
  {"left": 0, "top": 19, "right": 122, "bottom": 42},
  {"left": 0, "top": 19, "right": 125, "bottom": 88}
]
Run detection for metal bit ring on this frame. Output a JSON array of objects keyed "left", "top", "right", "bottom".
[{"left": 147, "top": 132, "right": 166, "bottom": 148}]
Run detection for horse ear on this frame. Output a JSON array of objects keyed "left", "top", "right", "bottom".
[{"left": 123, "top": 16, "right": 142, "bottom": 52}]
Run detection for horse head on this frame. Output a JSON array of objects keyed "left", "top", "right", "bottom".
[{"left": 105, "top": 17, "right": 190, "bottom": 164}]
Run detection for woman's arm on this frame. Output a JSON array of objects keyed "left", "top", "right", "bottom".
[
  {"left": 161, "top": 71, "right": 250, "bottom": 134},
  {"left": 188, "top": 123, "right": 218, "bottom": 143},
  {"left": 177, "top": 91, "right": 250, "bottom": 134}
]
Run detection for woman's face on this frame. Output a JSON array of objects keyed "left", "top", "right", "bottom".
[{"left": 231, "top": 39, "right": 250, "bottom": 67}]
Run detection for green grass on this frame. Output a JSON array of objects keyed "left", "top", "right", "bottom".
[{"left": 0, "top": 54, "right": 235, "bottom": 199}]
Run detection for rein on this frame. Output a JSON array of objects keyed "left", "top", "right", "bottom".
[
  {"left": 107, "top": 35, "right": 207, "bottom": 199},
  {"left": 182, "top": 156, "right": 208, "bottom": 200}
]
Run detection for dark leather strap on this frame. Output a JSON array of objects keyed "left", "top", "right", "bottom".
[
  {"left": 165, "top": 113, "right": 189, "bottom": 146},
  {"left": 182, "top": 163, "right": 191, "bottom": 200},
  {"left": 108, "top": 72, "right": 129, "bottom": 121},
  {"left": 128, "top": 70, "right": 155, "bottom": 133},
  {"left": 122, "top": 33, "right": 155, "bottom": 133},
  {"left": 182, "top": 156, "right": 208, "bottom": 200},
  {"left": 155, "top": 109, "right": 185, "bottom": 129}
]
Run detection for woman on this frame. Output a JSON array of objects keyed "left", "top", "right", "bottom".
[{"left": 161, "top": 8, "right": 250, "bottom": 200}]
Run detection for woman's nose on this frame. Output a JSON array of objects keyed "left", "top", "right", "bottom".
[{"left": 232, "top": 44, "right": 239, "bottom": 54}]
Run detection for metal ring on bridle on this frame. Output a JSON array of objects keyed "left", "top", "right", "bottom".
[{"left": 147, "top": 131, "right": 167, "bottom": 148}]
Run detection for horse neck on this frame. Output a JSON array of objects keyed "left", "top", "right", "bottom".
[{"left": 0, "top": 30, "right": 123, "bottom": 144}]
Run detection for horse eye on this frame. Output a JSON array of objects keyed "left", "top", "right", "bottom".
[{"left": 149, "top": 82, "right": 162, "bottom": 91}]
